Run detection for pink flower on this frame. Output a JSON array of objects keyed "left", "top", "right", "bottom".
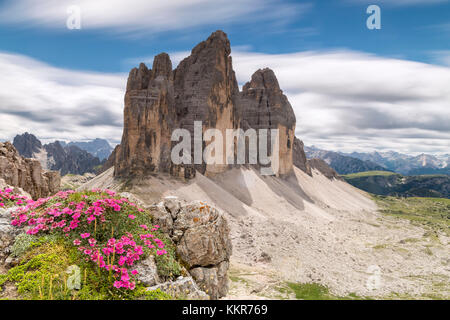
[
  {"left": 80, "top": 233, "right": 90, "bottom": 239},
  {"left": 139, "top": 224, "right": 148, "bottom": 230},
  {"left": 113, "top": 281, "right": 122, "bottom": 289},
  {"left": 131, "top": 270, "right": 138, "bottom": 275},
  {"left": 73, "top": 239, "right": 81, "bottom": 246},
  {"left": 128, "top": 215, "right": 135, "bottom": 220}
]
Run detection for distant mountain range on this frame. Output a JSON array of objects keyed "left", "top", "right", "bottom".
[
  {"left": 342, "top": 171, "right": 450, "bottom": 199},
  {"left": 304, "top": 146, "right": 387, "bottom": 175},
  {"left": 305, "top": 146, "right": 449, "bottom": 176},
  {"left": 12, "top": 133, "right": 113, "bottom": 175}
]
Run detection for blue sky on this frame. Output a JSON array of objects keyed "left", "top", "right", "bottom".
[
  {"left": 0, "top": 0, "right": 449, "bottom": 71},
  {"left": 0, "top": 0, "right": 449, "bottom": 154}
]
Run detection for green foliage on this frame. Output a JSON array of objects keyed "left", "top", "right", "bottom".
[
  {"left": 153, "top": 232, "right": 182, "bottom": 279},
  {"left": 343, "top": 171, "right": 398, "bottom": 179},
  {"left": 1, "top": 190, "right": 185, "bottom": 300},
  {"left": 280, "top": 282, "right": 369, "bottom": 300},
  {"left": 373, "top": 195, "right": 450, "bottom": 236},
  {"left": 0, "top": 236, "right": 175, "bottom": 300}
]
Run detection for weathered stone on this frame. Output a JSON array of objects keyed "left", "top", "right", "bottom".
[
  {"left": 135, "top": 255, "right": 160, "bottom": 287},
  {"left": 308, "top": 158, "right": 341, "bottom": 180},
  {"left": 175, "top": 204, "right": 232, "bottom": 268},
  {"left": 0, "top": 207, "right": 20, "bottom": 264},
  {"left": 147, "top": 203, "right": 174, "bottom": 235},
  {"left": 189, "top": 261, "right": 229, "bottom": 299},
  {"left": 147, "top": 198, "right": 232, "bottom": 299},
  {"left": 293, "top": 137, "right": 312, "bottom": 175},
  {"left": 0, "top": 142, "right": 60, "bottom": 199},
  {"left": 146, "top": 276, "right": 209, "bottom": 300}
]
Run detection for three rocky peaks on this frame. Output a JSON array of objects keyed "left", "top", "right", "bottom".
[{"left": 112, "top": 30, "right": 310, "bottom": 179}]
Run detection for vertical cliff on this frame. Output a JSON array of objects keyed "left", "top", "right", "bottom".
[{"left": 113, "top": 30, "right": 307, "bottom": 179}]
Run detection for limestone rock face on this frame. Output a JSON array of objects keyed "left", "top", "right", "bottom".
[
  {"left": 0, "top": 207, "right": 19, "bottom": 265},
  {"left": 239, "top": 68, "right": 296, "bottom": 176},
  {"left": 113, "top": 30, "right": 307, "bottom": 180},
  {"left": 135, "top": 255, "right": 160, "bottom": 287},
  {"left": 308, "top": 158, "right": 341, "bottom": 180},
  {"left": 173, "top": 30, "right": 240, "bottom": 177},
  {"left": 13, "top": 132, "right": 42, "bottom": 158},
  {"left": 293, "top": 137, "right": 312, "bottom": 175},
  {"left": 148, "top": 197, "right": 232, "bottom": 299},
  {"left": 115, "top": 54, "right": 178, "bottom": 177},
  {"left": 0, "top": 142, "right": 60, "bottom": 199}
]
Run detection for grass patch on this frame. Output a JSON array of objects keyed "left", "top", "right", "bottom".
[
  {"left": 373, "top": 195, "right": 450, "bottom": 236},
  {"left": 343, "top": 171, "right": 398, "bottom": 179},
  {"left": 279, "top": 282, "right": 369, "bottom": 300},
  {"left": 0, "top": 236, "right": 172, "bottom": 300}
]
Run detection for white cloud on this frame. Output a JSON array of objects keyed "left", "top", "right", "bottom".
[
  {"left": 0, "top": 52, "right": 126, "bottom": 144},
  {"left": 0, "top": 0, "right": 309, "bottom": 34},
  {"left": 1, "top": 49, "right": 449, "bottom": 155},
  {"left": 347, "top": 0, "right": 449, "bottom": 6},
  {"left": 230, "top": 49, "right": 450, "bottom": 154}
]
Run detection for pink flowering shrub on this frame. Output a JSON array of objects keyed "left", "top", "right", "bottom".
[
  {"left": 10, "top": 189, "right": 169, "bottom": 291},
  {"left": 0, "top": 188, "right": 30, "bottom": 209}
]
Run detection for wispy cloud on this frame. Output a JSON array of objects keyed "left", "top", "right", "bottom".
[
  {"left": 1, "top": 49, "right": 449, "bottom": 154},
  {"left": 0, "top": 0, "right": 310, "bottom": 34},
  {"left": 0, "top": 52, "right": 126, "bottom": 144},
  {"left": 230, "top": 49, "right": 450, "bottom": 154}
]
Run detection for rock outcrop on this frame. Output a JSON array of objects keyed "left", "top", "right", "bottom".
[
  {"left": 13, "top": 133, "right": 102, "bottom": 176},
  {"left": 0, "top": 142, "right": 60, "bottom": 199},
  {"left": 113, "top": 30, "right": 301, "bottom": 180},
  {"left": 147, "top": 276, "right": 209, "bottom": 300},
  {"left": 308, "top": 158, "right": 341, "bottom": 180},
  {"left": 13, "top": 132, "right": 42, "bottom": 159},
  {"left": 148, "top": 197, "right": 232, "bottom": 299},
  {"left": 293, "top": 137, "right": 311, "bottom": 175}
]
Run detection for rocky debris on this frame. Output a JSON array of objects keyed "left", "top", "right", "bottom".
[
  {"left": 293, "top": 137, "right": 311, "bottom": 175},
  {"left": 0, "top": 207, "right": 21, "bottom": 265},
  {"left": 13, "top": 133, "right": 102, "bottom": 176},
  {"left": 61, "top": 173, "right": 96, "bottom": 190},
  {"left": 308, "top": 158, "right": 341, "bottom": 180},
  {"left": 135, "top": 255, "right": 160, "bottom": 287},
  {"left": 0, "top": 142, "right": 60, "bottom": 199},
  {"left": 147, "top": 276, "right": 209, "bottom": 300},
  {"left": 148, "top": 196, "right": 232, "bottom": 299},
  {"left": 190, "top": 261, "right": 229, "bottom": 299},
  {"left": 112, "top": 30, "right": 303, "bottom": 180}
]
